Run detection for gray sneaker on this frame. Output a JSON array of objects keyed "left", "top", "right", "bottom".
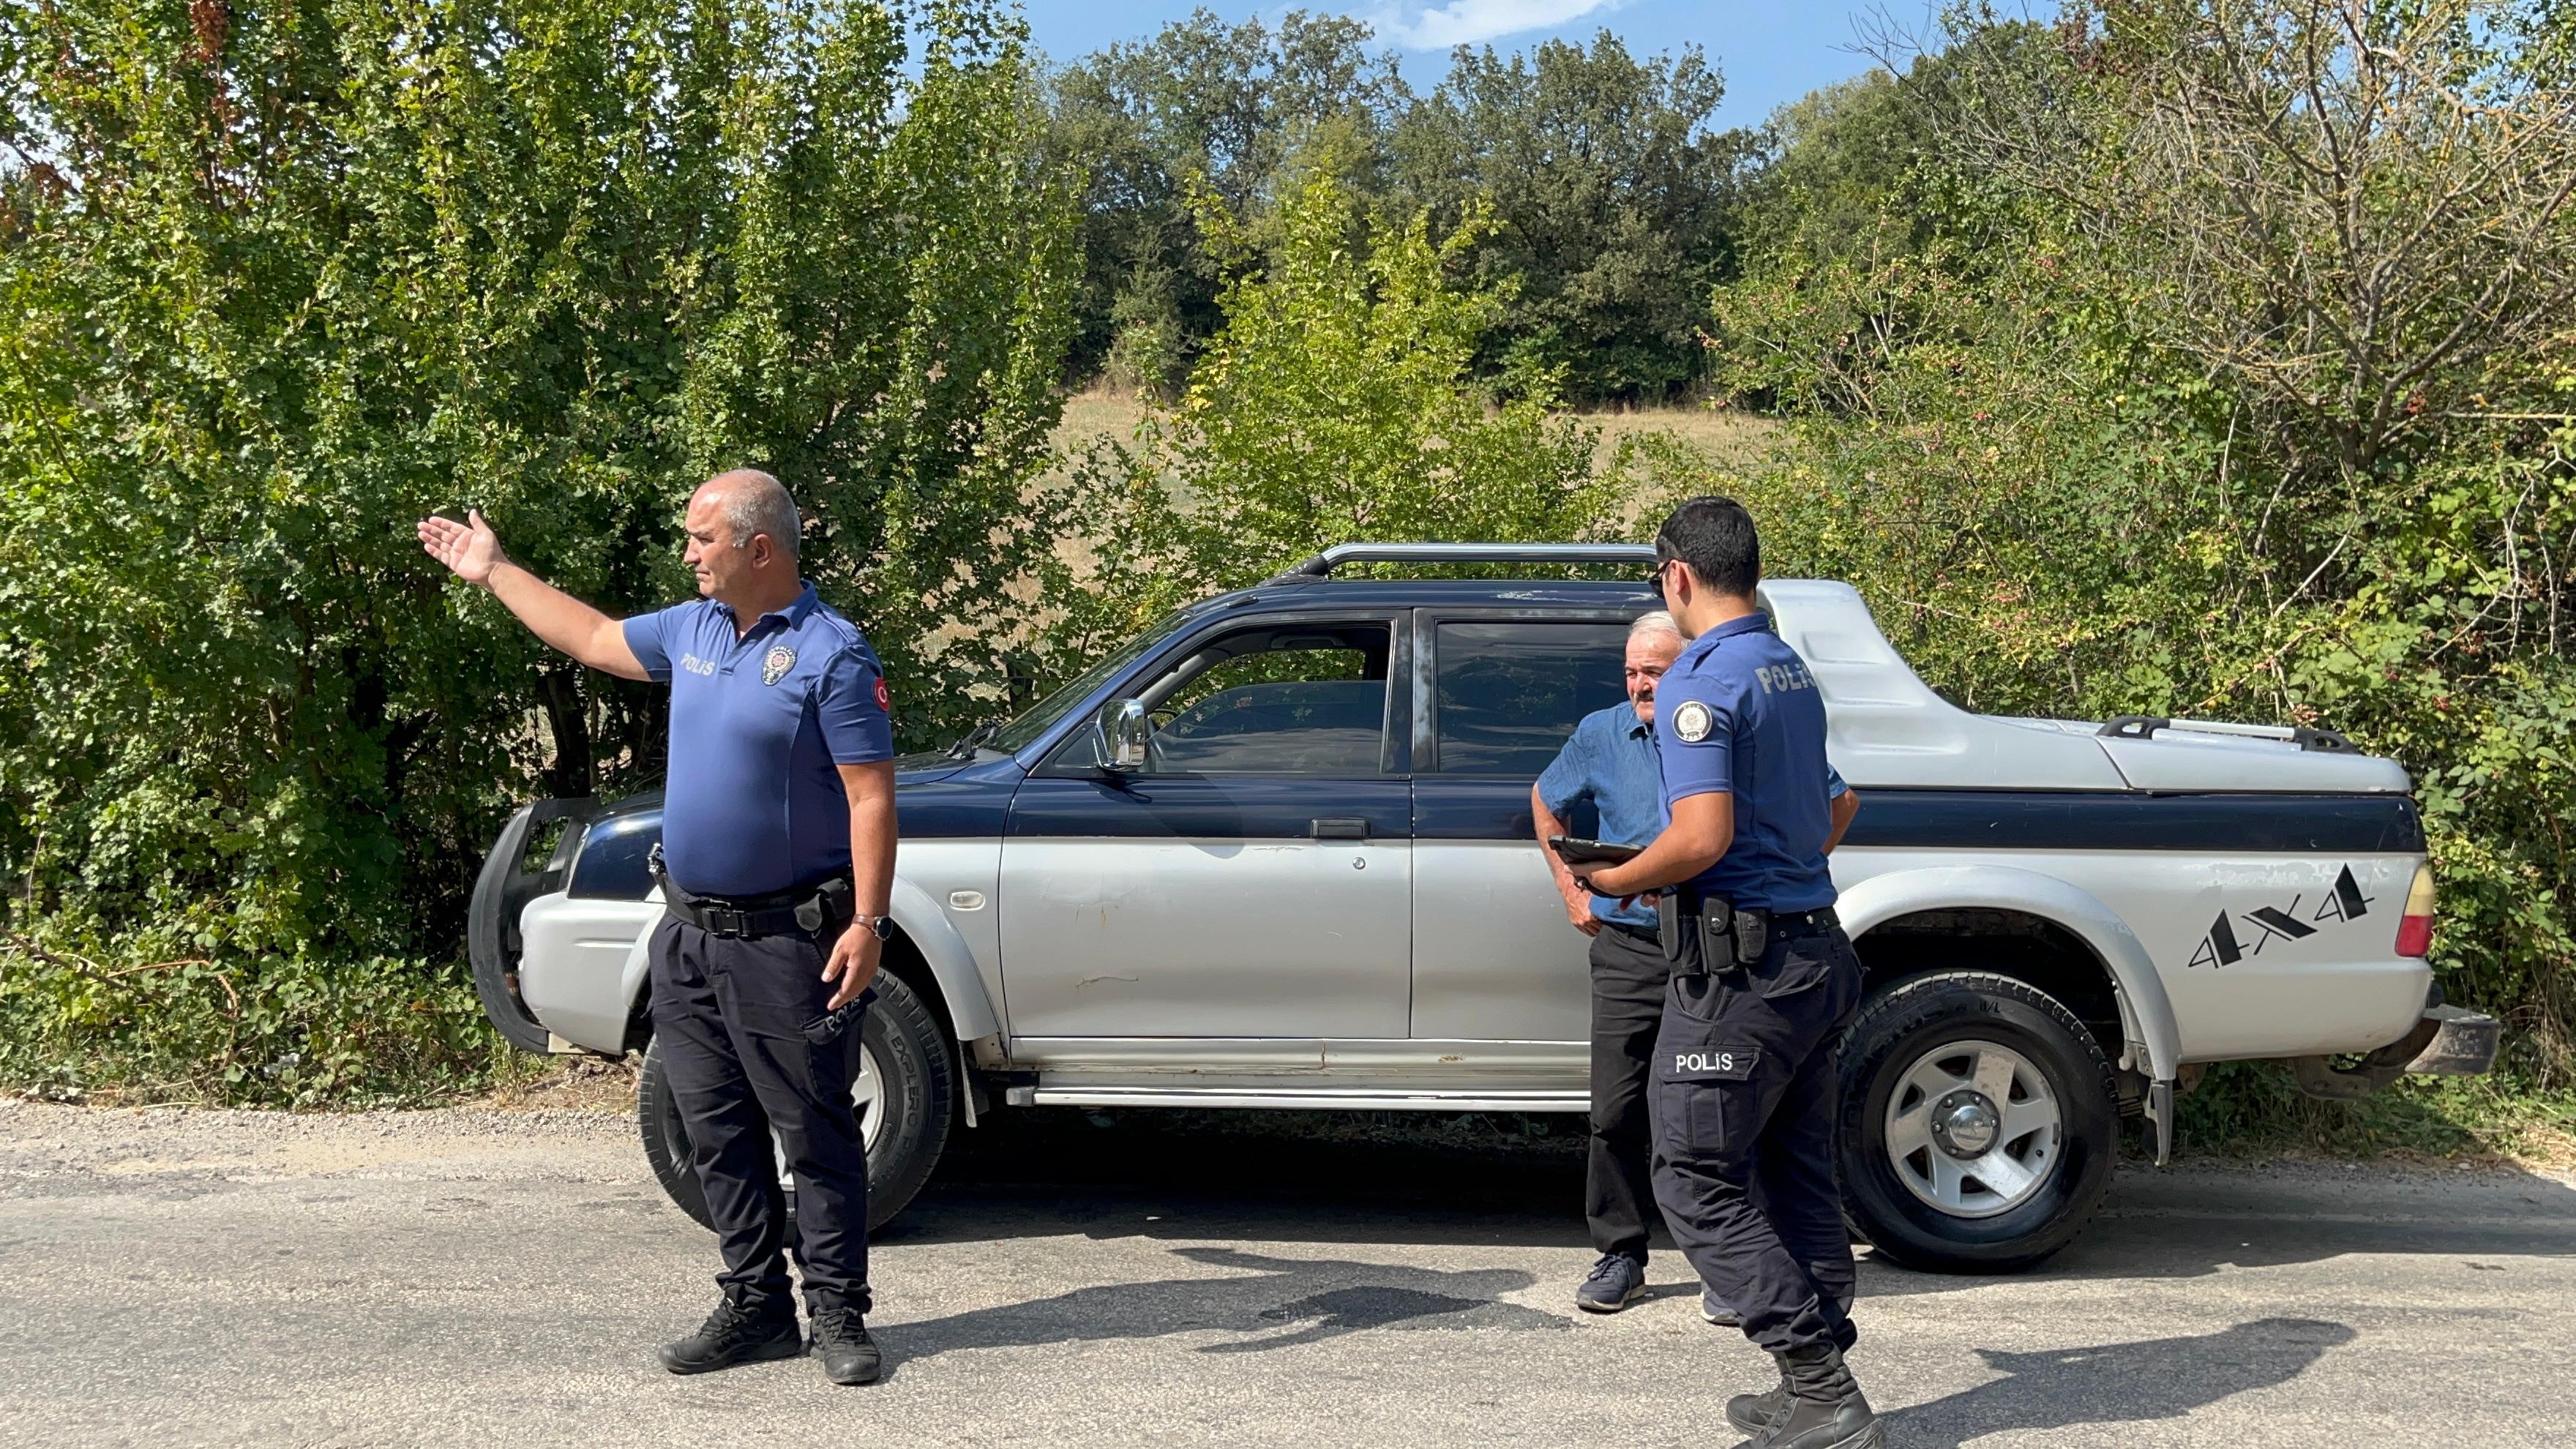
[
  {"left": 1575, "top": 1253, "right": 1647, "bottom": 1313},
  {"left": 1703, "top": 1286, "right": 1741, "bottom": 1327}
]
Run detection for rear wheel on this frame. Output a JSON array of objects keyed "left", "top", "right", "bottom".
[
  {"left": 639, "top": 967, "right": 954, "bottom": 1233},
  {"left": 1836, "top": 971, "right": 2118, "bottom": 1273}
]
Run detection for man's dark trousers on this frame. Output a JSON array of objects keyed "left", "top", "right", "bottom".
[
  {"left": 650, "top": 916, "right": 871, "bottom": 1315},
  {"left": 1587, "top": 921, "right": 1671, "bottom": 1264},
  {"left": 1650, "top": 920, "right": 1865, "bottom": 1353}
]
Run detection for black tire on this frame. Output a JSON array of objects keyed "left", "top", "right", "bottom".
[
  {"left": 638, "top": 967, "right": 955, "bottom": 1234},
  {"left": 1836, "top": 971, "right": 2118, "bottom": 1273}
]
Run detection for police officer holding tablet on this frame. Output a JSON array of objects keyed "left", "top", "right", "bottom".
[
  {"left": 1568, "top": 496, "right": 1872, "bottom": 1449},
  {"left": 419, "top": 470, "right": 896, "bottom": 1387}
]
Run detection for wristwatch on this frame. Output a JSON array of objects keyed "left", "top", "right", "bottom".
[{"left": 853, "top": 913, "right": 894, "bottom": 941}]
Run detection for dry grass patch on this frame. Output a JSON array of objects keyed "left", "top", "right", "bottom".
[{"left": 1045, "top": 385, "right": 1786, "bottom": 494}]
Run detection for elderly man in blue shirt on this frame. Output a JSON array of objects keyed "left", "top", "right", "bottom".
[{"left": 1534, "top": 610, "right": 1731, "bottom": 1318}]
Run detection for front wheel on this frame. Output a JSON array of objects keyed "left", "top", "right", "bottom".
[
  {"left": 638, "top": 967, "right": 954, "bottom": 1233},
  {"left": 1837, "top": 971, "right": 2119, "bottom": 1273}
]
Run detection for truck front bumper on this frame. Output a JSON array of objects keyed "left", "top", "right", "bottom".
[{"left": 468, "top": 797, "right": 601, "bottom": 1055}]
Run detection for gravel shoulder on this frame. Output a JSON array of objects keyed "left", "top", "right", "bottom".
[{"left": 2, "top": 1100, "right": 2571, "bottom": 1448}]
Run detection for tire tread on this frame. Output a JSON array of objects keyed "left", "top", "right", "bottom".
[{"left": 1838, "top": 969, "right": 2120, "bottom": 1273}]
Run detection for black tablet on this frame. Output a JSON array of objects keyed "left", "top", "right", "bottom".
[{"left": 1549, "top": 834, "right": 1643, "bottom": 865}]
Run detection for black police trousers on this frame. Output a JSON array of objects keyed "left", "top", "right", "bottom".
[
  {"left": 649, "top": 916, "right": 871, "bottom": 1315},
  {"left": 1650, "top": 918, "right": 1865, "bottom": 1355},
  {"left": 1587, "top": 922, "right": 1674, "bottom": 1264}
]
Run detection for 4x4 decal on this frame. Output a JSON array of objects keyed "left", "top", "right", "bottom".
[{"left": 2188, "top": 865, "right": 2375, "bottom": 969}]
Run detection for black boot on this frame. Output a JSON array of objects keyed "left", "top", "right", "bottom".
[
  {"left": 659, "top": 1295, "right": 803, "bottom": 1375},
  {"left": 1742, "top": 1342, "right": 1882, "bottom": 1449},
  {"left": 1726, "top": 1369, "right": 1790, "bottom": 1435},
  {"left": 809, "top": 1305, "right": 883, "bottom": 1386},
  {"left": 1730, "top": 1308, "right": 1862, "bottom": 1433}
]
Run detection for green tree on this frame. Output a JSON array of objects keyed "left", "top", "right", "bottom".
[
  {"left": 1043, "top": 8, "right": 1407, "bottom": 390},
  {"left": 1066, "top": 156, "right": 1611, "bottom": 641},
  {"left": 1390, "top": 32, "right": 1753, "bottom": 402},
  {"left": 0, "top": 0, "right": 1077, "bottom": 1103}
]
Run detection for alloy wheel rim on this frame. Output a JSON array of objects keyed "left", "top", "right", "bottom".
[
  {"left": 851, "top": 1041, "right": 888, "bottom": 1150},
  {"left": 1884, "top": 1038, "right": 2062, "bottom": 1219}
]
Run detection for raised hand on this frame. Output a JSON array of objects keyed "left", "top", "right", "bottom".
[{"left": 417, "top": 508, "right": 506, "bottom": 585}]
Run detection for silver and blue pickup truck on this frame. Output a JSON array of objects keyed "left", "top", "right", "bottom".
[{"left": 468, "top": 542, "right": 2498, "bottom": 1271}]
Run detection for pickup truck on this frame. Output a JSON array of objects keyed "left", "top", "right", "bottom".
[{"left": 468, "top": 542, "right": 2498, "bottom": 1271}]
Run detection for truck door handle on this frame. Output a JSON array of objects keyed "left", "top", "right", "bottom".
[{"left": 1311, "top": 817, "right": 1368, "bottom": 839}]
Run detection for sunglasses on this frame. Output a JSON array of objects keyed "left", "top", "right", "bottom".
[{"left": 1647, "top": 557, "right": 1682, "bottom": 589}]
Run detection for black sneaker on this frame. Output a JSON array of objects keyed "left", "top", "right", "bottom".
[
  {"left": 1703, "top": 1286, "right": 1741, "bottom": 1327},
  {"left": 809, "top": 1306, "right": 883, "bottom": 1386},
  {"left": 659, "top": 1296, "right": 803, "bottom": 1375},
  {"left": 1574, "top": 1253, "right": 1647, "bottom": 1313}
]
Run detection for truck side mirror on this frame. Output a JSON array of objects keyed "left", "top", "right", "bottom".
[{"left": 1093, "top": 697, "right": 1152, "bottom": 772}]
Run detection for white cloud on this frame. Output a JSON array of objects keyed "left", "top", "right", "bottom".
[{"left": 1374, "top": 0, "right": 1620, "bottom": 50}]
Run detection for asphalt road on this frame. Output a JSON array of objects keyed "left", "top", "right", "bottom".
[{"left": 1, "top": 1099, "right": 2570, "bottom": 1448}]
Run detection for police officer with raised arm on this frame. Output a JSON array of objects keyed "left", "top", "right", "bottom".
[
  {"left": 1534, "top": 611, "right": 1737, "bottom": 1319},
  {"left": 1568, "top": 497, "right": 1873, "bottom": 1449},
  {"left": 419, "top": 471, "right": 896, "bottom": 1387}
]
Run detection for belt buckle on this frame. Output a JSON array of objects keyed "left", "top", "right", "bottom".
[{"left": 707, "top": 906, "right": 747, "bottom": 938}]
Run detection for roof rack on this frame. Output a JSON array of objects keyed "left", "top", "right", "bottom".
[
  {"left": 1268, "top": 542, "right": 1657, "bottom": 583},
  {"left": 2097, "top": 715, "right": 2360, "bottom": 755}
]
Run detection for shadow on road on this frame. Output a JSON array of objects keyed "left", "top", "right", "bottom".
[
  {"left": 881, "top": 1246, "right": 1568, "bottom": 1378},
  {"left": 891, "top": 1107, "right": 2576, "bottom": 1293},
  {"left": 1892, "top": 1317, "right": 2357, "bottom": 1447}
]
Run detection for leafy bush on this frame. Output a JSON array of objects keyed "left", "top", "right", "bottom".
[{"left": 0, "top": 0, "right": 1077, "bottom": 1102}]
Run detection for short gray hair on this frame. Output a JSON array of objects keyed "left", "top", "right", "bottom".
[
  {"left": 713, "top": 470, "right": 800, "bottom": 560},
  {"left": 1628, "top": 610, "right": 1682, "bottom": 645}
]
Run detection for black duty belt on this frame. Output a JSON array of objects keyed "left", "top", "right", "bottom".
[
  {"left": 1661, "top": 888, "right": 1839, "bottom": 975},
  {"left": 650, "top": 845, "right": 853, "bottom": 939}
]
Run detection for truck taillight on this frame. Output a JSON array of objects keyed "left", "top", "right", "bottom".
[{"left": 2395, "top": 864, "right": 2436, "bottom": 958}]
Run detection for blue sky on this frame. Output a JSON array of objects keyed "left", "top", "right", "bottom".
[{"left": 1017, "top": 1, "right": 1932, "bottom": 130}]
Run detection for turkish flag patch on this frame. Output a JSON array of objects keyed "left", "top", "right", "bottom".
[{"left": 875, "top": 674, "right": 891, "bottom": 713}]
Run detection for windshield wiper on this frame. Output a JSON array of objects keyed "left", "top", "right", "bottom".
[{"left": 946, "top": 720, "right": 1000, "bottom": 760}]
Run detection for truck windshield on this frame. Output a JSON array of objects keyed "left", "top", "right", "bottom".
[{"left": 986, "top": 612, "right": 1190, "bottom": 755}]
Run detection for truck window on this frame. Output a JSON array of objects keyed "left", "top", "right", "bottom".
[
  {"left": 1433, "top": 621, "right": 1629, "bottom": 774},
  {"left": 1139, "top": 622, "right": 1393, "bottom": 776}
]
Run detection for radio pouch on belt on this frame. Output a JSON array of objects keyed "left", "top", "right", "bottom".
[
  {"left": 1733, "top": 908, "right": 1770, "bottom": 967},
  {"left": 1698, "top": 895, "right": 1741, "bottom": 977},
  {"left": 1658, "top": 894, "right": 1683, "bottom": 962},
  {"left": 793, "top": 877, "right": 853, "bottom": 935}
]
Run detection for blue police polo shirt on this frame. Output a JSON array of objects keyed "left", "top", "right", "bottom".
[
  {"left": 1655, "top": 611, "right": 1848, "bottom": 913},
  {"left": 623, "top": 583, "right": 894, "bottom": 897},
  {"left": 1536, "top": 703, "right": 1666, "bottom": 929}
]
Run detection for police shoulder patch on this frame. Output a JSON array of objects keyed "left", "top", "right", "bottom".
[
  {"left": 1672, "top": 699, "right": 1714, "bottom": 743},
  {"left": 761, "top": 645, "right": 796, "bottom": 686}
]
